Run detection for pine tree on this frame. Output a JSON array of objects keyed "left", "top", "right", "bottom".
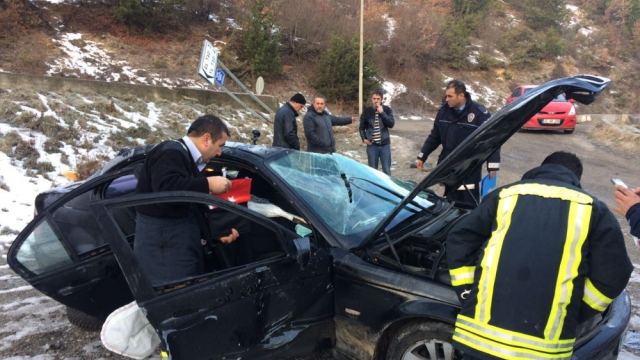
[
  {"left": 240, "top": 0, "right": 282, "bottom": 80},
  {"left": 313, "top": 35, "right": 380, "bottom": 103}
]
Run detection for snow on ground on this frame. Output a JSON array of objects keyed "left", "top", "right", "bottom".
[
  {"left": 566, "top": 4, "right": 582, "bottom": 27},
  {"left": 579, "top": 26, "right": 597, "bottom": 36},
  {"left": 382, "top": 14, "right": 396, "bottom": 43},
  {"left": 382, "top": 81, "right": 407, "bottom": 106},
  {"left": 45, "top": 33, "right": 203, "bottom": 88}
]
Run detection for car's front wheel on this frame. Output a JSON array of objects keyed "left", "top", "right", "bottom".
[{"left": 386, "top": 321, "right": 456, "bottom": 360}]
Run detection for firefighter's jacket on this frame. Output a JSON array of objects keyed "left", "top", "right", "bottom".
[{"left": 446, "top": 164, "right": 633, "bottom": 360}]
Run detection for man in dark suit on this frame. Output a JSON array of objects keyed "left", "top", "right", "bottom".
[{"left": 134, "top": 115, "right": 238, "bottom": 285}]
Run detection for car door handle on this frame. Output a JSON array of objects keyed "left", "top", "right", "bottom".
[
  {"left": 160, "top": 309, "right": 211, "bottom": 329},
  {"left": 58, "top": 278, "right": 101, "bottom": 296}
]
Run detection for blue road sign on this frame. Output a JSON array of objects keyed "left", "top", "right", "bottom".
[{"left": 215, "top": 68, "right": 225, "bottom": 86}]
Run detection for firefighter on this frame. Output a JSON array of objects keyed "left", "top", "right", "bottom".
[
  {"left": 446, "top": 151, "right": 633, "bottom": 360},
  {"left": 416, "top": 80, "right": 500, "bottom": 204}
]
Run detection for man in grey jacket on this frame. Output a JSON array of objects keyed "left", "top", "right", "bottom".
[
  {"left": 272, "top": 93, "right": 306, "bottom": 150},
  {"left": 303, "top": 94, "right": 357, "bottom": 154}
]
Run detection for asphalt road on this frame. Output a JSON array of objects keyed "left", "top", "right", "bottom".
[{"left": 1, "top": 119, "right": 639, "bottom": 359}]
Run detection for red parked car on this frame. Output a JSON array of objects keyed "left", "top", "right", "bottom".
[{"left": 507, "top": 85, "right": 577, "bottom": 133}]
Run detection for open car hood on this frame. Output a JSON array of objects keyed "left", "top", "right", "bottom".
[{"left": 359, "top": 75, "right": 611, "bottom": 249}]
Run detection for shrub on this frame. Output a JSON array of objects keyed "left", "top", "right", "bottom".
[
  {"left": 14, "top": 139, "right": 39, "bottom": 161},
  {"left": 124, "top": 125, "right": 152, "bottom": 140},
  {"left": 0, "top": 177, "right": 10, "bottom": 191},
  {"left": 0, "top": 226, "right": 19, "bottom": 236},
  {"left": 543, "top": 29, "right": 565, "bottom": 58},
  {"left": 523, "top": 0, "right": 568, "bottom": 30},
  {"left": 477, "top": 53, "right": 500, "bottom": 70},
  {"left": 453, "top": 0, "right": 493, "bottom": 15},
  {"left": 438, "top": 16, "right": 474, "bottom": 69},
  {"left": 313, "top": 35, "right": 381, "bottom": 103},
  {"left": 75, "top": 155, "right": 107, "bottom": 181},
  {"left": 106, "top": 131, "right": 136, "bottom": 151},
  {"left": 43, "top": 139, "right": 63, "bottom": 153},
  {"left": 114, "top": 0, "right": 185, "bottom": 31},
  {"left": 239, "top": 0, "right": 282, "bottom": 79}
]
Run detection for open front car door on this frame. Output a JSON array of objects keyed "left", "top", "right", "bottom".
[{"left": 91, "top": 191, "right": 334, "bottom": 360}]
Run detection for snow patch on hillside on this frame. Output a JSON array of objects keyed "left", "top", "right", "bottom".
[
  {"left": 382, "top": 81, "right": 407, "bottom": 106},
  {"left": 46, "top": 33, "right": 204, "bottom": 88}
]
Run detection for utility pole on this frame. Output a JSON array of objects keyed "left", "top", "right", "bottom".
[{"left": 359, "top": 0, "right": 364, "bottom": 115}]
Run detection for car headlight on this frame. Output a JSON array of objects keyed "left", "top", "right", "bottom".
[{"left": 569, "top": 106, "right": 576, "bottom": 115}]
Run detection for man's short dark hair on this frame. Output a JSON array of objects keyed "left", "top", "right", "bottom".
[
  {"left": 541, "top": 151, "right": 583, "bottom": 180},
  {"left": 188, "top": 115, "right": 230, "bottom": 142},
  {"left": 313, "top": 94, "right": 326, "bottom": 102},
  {"left": 447, "top": 80, "right": 466, "bottom": 95},
  {"left": 371, "top": 89, "right": 384, "bottom": 98}
]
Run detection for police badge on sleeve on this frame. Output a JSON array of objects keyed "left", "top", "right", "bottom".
[{"left": 468, "top": 113, "right": 475, "bottom": 122}]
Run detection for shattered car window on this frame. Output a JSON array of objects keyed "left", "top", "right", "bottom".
[{"left": 268, "top": 152, "right": 434, "bottom": 247}]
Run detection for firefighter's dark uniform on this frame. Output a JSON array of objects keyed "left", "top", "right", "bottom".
[
  {"left": 446, "top": 164, "right": 633, "bottom": 360},
  {"left": 418, "top": 94, "right": 500, "bottom": 204}
]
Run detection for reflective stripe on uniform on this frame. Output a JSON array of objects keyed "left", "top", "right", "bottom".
[
  {"left": 476, "top": 195, "right": 518, "bottom": 323},
  {"left": 583, "top": 278, "right": 613, "bottom": 312},
  {"left": 488, "top": 163, "right": 500, "bottom": 169},
  {"left": 457, "top": 315, "right": 574, "bottom": 352},
  {"left": 161, "top": 351, "right": 169, "bottom": 359},
  {"left": 453, "top": 327, "right": 573, "bottom": 360},
  {"left": 450, "top": 266, "right": 476, "bottom": 286},
  {"left": 499, "top": 184, "right": 593, "bottom": 204},
  {"left": 544, "top": 202, "right": 592, "bottom": 340},
  {"left": 457, "top": 184, "right": 476, "bottom": 190}
]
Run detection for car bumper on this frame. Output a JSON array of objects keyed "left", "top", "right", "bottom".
[
  {"left": 573, "top": 290, "right": 631, "bottom": 360},
  {"left": 522, "top": 115, "right": 577, "bottom": 130}
]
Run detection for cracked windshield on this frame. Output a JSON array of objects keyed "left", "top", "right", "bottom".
[{"left": 268, "top": 151, "right": 434, "bottom": 246}]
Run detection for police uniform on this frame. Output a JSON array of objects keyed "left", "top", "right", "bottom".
[
  {"left": 446, "top": 164, "right": 633, "bottom": 360},
  {"left": 418, "top": 94, "right": 500, "bottom": 204}
]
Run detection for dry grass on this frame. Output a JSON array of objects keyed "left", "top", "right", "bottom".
[
  {"left": 75, "top": 155, "right": 107, "bottom": 180},
  {"left": 589, "top": 124, "right": 640, "bottom": 156}
]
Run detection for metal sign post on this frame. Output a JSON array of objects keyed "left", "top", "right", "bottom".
[{"left": 197, "top": 40, "right": 270, "bottom": 122}]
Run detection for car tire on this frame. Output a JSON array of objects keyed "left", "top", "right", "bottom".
[
  {"left": 386, "top": 321, "right": 456, "bottom": 360},
  {"left": 66, "top": 306, "right": 104, "bottom": 332},
  {"left": 564, "top": 129, "right": 575, "bottom": 134}
]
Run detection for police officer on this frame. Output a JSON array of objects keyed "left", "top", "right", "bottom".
[
  {"left": 447, "top": 152, "right": 633, "bottom": 360},
  {"left": 416, "top": 80, "right": 500, "bottom": 204}
]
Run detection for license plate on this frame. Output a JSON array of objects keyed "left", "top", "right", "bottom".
[{"left": 542, "top": 119, "right": 561, "bottom": 124}]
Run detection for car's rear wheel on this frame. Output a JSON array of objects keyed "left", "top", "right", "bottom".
[
  {"left": 386, "top": 321, "right": 456, "bottom": 360},
  {"left": 66, "top": 306, "right": 104, "bottom": 332},
  {"left": 564, "top": 129, "right": 575, "bottom": 134}
]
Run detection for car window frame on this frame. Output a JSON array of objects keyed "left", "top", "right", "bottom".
[
  {"left": 90, "top": 191, "right": 302, "bottom": 302},
  {"left": 8, "top": 169, "right": 136, "bottom": 280}
]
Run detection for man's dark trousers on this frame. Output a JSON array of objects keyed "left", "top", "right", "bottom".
[
  {"left": 366, "top": 143, "right": 391, "bottom": 175},
  {"left": 134, "top": 212, "right": 204, "bottom": 286}
]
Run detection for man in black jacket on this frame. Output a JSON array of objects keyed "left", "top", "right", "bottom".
[
  {"left": 359, "top": 89, "right": 395, "bottom": 175},
  {"left": 303, "top": 94, "right": 357, "bottom": 154},
  {"left": 447, "top": 151, "right": 633, "bottom": 360},
  {"left": 134, "top": 115, "right": 238, "bottom": 285},
  {"left": 272, "top": 93, "right": 306, "bottom": 150},
  {"left": 416, "top": 80, "right": 500, "bottom": 204}
]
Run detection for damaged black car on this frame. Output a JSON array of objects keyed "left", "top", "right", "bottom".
[{"left": 8, "top": 75, "right": 630, "bottom": 360}]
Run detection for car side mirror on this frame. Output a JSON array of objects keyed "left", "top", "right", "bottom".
[
  {"left": 568, "top": 98, "right": 576, "bottom": 103},
  {"left": 293, "top": 237, "right": 311, "bottom": 270}
]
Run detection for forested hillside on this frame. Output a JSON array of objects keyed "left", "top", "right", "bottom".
[{"left": 2, "top": 0, "right": 640, "bottom": 114}]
